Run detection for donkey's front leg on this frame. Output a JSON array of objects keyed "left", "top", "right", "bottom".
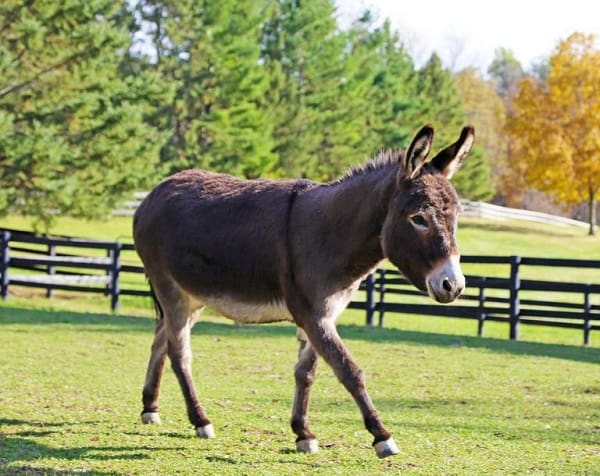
[
  {"left": 302, "top": 318, "right": 399, "bottom": 458},
  {"left": 291, "top": 328, "right": 319, "bottom": 453}
]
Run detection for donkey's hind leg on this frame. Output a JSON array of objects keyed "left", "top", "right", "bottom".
[
  {"left": 141, "top": 318, "right": 167, "bottom": 424},
  {"left": 163, "top": 296, "right": 214, "bottom": 438},
  {"left": 291, "top": 327, "right": 320, "bottom": 453}
]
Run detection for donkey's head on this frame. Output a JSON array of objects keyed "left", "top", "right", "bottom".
[{"left": 381, "top": 125, "right": 475, "bottom": 303}]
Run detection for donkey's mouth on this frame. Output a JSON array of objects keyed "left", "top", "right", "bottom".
[{"left": 427, "top": 285, "right": 462, "bottom": 304}]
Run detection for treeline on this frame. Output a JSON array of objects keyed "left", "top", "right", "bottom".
[{"left": 0, "top": 1, "right": 597, "bottom": 233}]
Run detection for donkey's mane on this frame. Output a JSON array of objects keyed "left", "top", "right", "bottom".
[{"left": 331, "top": 149, "right": 405, "bottom": 185}]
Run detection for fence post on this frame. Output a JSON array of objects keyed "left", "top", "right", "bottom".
[
  {"left": 477, "top": 278, "right": 486, "bottom": 337},
  {"left": 105, "top": 247, "right": 112, "bottom": 297},
  {"left": 365, "top": 273, "right": 376, "bottom": 326},
  {"left": 509, "top": 256, "right": 521, "bottom": 340},
  {"left": 46, "top": 243, "right": 56, "bottom": 298},
  {"left": 378, "top": 269, "right": 386, "bottom": 327},
  {"left": 0, "top": 230, "right": 10, "bottom": 300},
  {"left": 109, "top": 242, "right": 122, "bottom": 312},
  {"left": 583, "top": 286, "right": 591, "bottom": 346}
]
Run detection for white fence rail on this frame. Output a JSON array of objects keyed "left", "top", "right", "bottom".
[
  {"left": 461, "top": 200, "right": 588, "bottom": 229},
  {"left": 112, "top": 192, "right": 148, "bottom": 216},
  {"left": 114, "top": 193, "right": 590, "bottom": 229}
]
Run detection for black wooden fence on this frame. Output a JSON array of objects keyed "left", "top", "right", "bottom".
[
  {"left": 349, "top": 255, "right": 600, "bottom": 345},
  {"left": 0, "top": 229, "right": 143, "bottom": 311},
  {"left": 1, "top": 228, "right": 599, "bottom": 345}
]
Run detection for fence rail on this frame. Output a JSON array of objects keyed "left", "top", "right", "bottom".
[
  {"left": 1, "top": 228, "right": 598, "bottom": 345},
  {"left": 0, "top": 229, "right": 122, "bottom": 309},
  {"left": 350, "top": 257, "right": 600, "bottom": 345},
  {"left": 461, "top": 200, "right": 589, "bottom": 228}
]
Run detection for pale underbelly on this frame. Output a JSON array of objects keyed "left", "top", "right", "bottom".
[{"left": 205, "top": 295, "right": 293, "bottom": 324}]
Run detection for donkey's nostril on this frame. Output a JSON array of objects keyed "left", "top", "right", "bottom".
[{"left": 442, "top": 278, "right": 453, "bottom": 292}]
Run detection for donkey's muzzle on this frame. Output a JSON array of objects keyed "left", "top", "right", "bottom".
[{"left": 426, "top": 255, "right": 465, "bottom": 304}]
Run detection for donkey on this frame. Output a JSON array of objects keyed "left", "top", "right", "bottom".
[{"left": 133, "top": 124, "right": 474, "bottom": 458}]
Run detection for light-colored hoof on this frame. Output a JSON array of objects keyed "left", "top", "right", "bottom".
[
  {"left": 141, "top": 412, "right": 160, "bottom": 424},
  {"left": 195, "top": 423, "right": 215, "bottom": 439},
  {"left": 296, "top": 438, "right": 319, "bottom": 453},
  {"left": 374, "top": 437, "right": 400, "bottom": 459}
]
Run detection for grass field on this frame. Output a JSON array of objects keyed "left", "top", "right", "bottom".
[
  {"left": 0, "top": 305, "right": 599, "bottom": 475},
  {"left": 1, "top": 214, "right": 599, "bottom": 474}
]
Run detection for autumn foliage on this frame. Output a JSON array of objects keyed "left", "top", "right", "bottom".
[{"left": 507, "top": 33, "right": 600, "bottom": 235}]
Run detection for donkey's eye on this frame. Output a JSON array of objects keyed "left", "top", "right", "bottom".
[{"left": 409, "top": 214, "right": 429, "bottom": 229}]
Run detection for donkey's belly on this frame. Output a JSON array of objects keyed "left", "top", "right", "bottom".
[{"left": 205, "top": 295, "right": 293, "bottom": 324}]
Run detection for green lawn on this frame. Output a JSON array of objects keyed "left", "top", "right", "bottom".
[{"left": 0, "top": 306, "right": 598, "bottom": 475}]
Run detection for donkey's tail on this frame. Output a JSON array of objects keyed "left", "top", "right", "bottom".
[{"left": 148, "top": 279, "right": 164, "bottom": 321}]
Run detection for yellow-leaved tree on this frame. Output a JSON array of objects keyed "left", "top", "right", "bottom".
[{"left": 507, "top": 33, "right": 600, "bottom": 235}]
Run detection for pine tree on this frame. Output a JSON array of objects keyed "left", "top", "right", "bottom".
[
  {"left": 417, "top": 54, "right": 492, "bottom": 200},
  {"left": 262, "top": 0, "right": 368, "bottom": 181},
  {"left": 487, "top": 48, "right": 524, "bottom": 102},
  {"left": 0, "top": 0, "right": 163, "bottom": 229},
  {"left": 133, "top": 0, "right": 277, "bottom": 179},
  {"left": 356, "top": 19, "right": 419, "bottom": 151}
]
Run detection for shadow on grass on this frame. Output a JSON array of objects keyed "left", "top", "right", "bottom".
[
  {"left": 1, "top": 305, "right": 598, "bottom": 364},
  {"left": 0, "top": 306, "right": 155, "bottom": 332},
  {"left": 0, "top": 420, "right": 150, "bottom": 475},
  {"left": 337, "top": 324, "right": 600, "bottom": 365},
  {"left": 0, "top": 418, "right": 195, "bottom": 475}
]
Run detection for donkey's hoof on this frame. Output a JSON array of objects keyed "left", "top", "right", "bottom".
[
  {"left": 296, "top": 438, "right": 319, "bottom": 453},
  {"left": 141, "top": 412, "right": 161, "bottom": 424},
  {"left": 195, "top": 423, "right": 215, "bottom": 439},
  {"left": 374, "top": 437, "right": 399, "bottom": 458}
]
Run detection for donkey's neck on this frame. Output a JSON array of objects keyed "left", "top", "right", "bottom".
[{"left": 311, "top": 161, "right": 398, "bottom": 286}]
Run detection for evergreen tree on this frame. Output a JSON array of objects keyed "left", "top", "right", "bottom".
[
  {"left": 0, "top": 0, "right": 163, "bottom": 229},
  {"left": 262, "top": 0, "right": 367, "bottom": 180},
  {"left": 416, "top": 54, "right": 465, "bottom": 145},
  {"left": 487, "top": 48, "right": 524, "bottom": 102},
  {"left": 356, "top": 19, "right": 419, "bottom": 151},
  {"left": 417, "top": 54, "right": 492, "bottom": 200},
  {"left": 133, "top": 0, "right": 277, "bottom": 178}
]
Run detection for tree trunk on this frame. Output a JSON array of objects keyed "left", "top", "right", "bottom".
[{"left": 589, "top": 190, "right": 597, "bottom": 236}]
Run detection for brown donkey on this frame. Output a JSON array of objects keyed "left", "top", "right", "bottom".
[{"left": 133, "top": 124, "right": 474, "bottom": 458}]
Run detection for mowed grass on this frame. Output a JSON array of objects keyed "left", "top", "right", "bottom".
[{"left": 0, "top": 305, "right": 599, "bottom": 475}]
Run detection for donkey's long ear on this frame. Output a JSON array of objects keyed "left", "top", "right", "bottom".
[
  {"left": 430, "top": 126, "right": 475, "bottom": 178},
  {"left": 401, "top": 124, "right": 434, "bottom": 180}
]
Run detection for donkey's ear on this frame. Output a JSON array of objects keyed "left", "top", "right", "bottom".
[
  {"left": 430, "top": 126, "right": 475, "bottom": 178},
  {"left": 401, "top": 124, "right": 434, "bottom": 180}
]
